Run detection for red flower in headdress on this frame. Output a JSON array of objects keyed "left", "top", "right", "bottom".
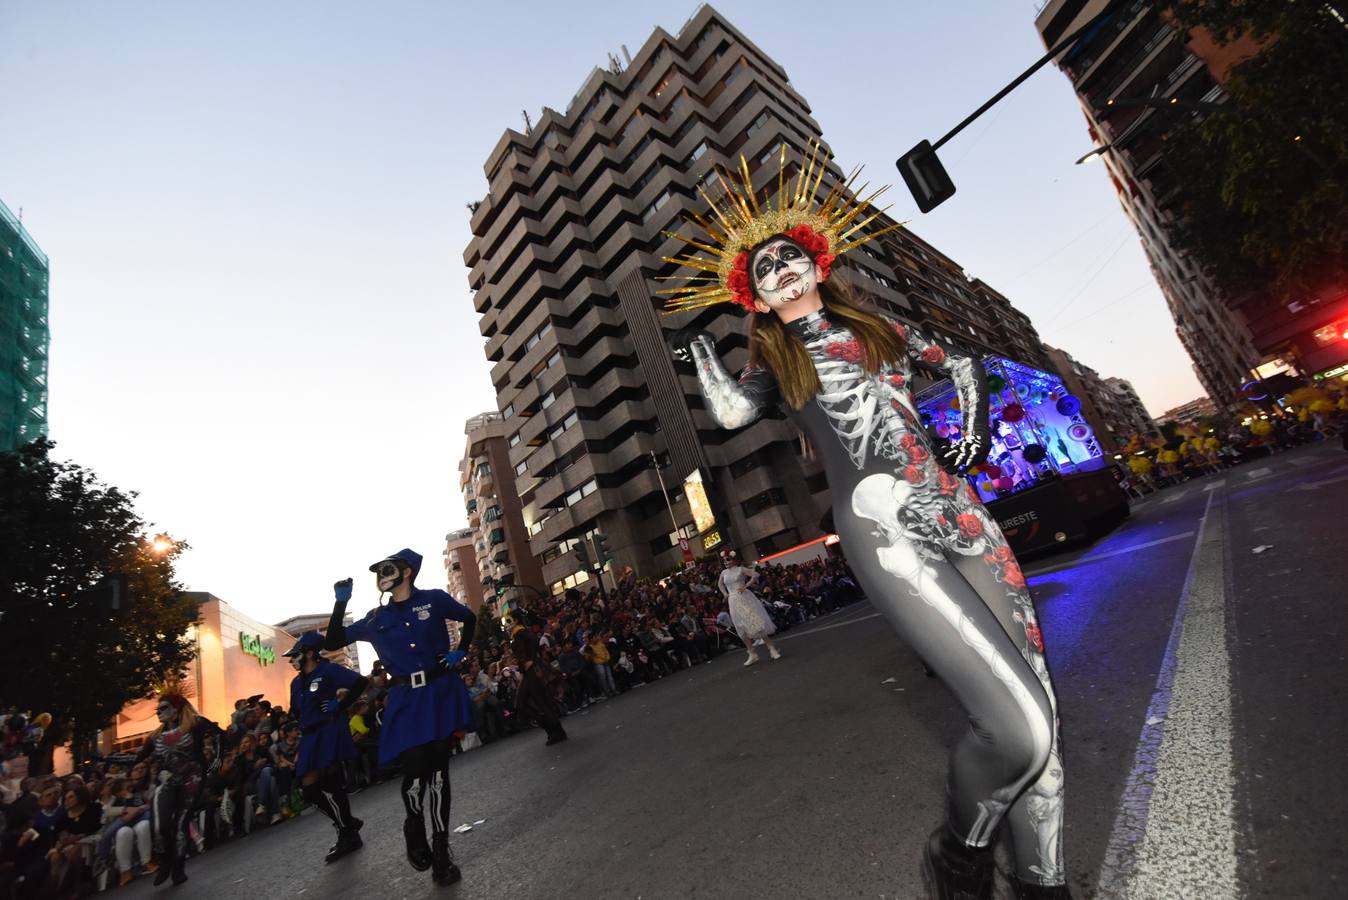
[
  {"left": 921, "top": 345, "right": 946, "bottom": 365},
  {"left": 727, "top": 251, "right": 754, "bottom": 311},
  {"left": 783, "top": 223, "right": 834, "bottom": 281}
]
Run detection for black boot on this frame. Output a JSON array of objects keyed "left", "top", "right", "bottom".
[
  {"left": 404, "top": 815, "right": 432, "bottom": 872},
  {"left": 431, "top": 833, "right": 461, "bottom": 886},
  {"left": 325, "top": 826, "right": 364, "bottom": 863},
  {"left": 1010, "top": 876, "right": 1075, "bottom": 899},
  {"left": 923, "top": 827, "right": 994, "bottom": 900},
  {"left": 153, "top": 850, "right": 174, "bottom": 886},
  {"left": 169, "top": 857, "right": 188, "bottom": 886}
]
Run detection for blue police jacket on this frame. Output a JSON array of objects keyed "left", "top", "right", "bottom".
[
  {"left": 345, "top": 588, "right": 476, "bottom": 764},
  {"left": 290, "top": 660, "right": 363, "bottom": 729}
]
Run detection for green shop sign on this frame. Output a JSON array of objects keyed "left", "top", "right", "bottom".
[{"left": 240, "top": 633, "right": 276, "bottom": 667}]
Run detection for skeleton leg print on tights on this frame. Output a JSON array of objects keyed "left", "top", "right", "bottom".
[
  {"left": 399, "top": 741, "right": 453, "bottom": 838},
  {"left": 846, "top": 477, "right": 1064, "bottom": 887}
]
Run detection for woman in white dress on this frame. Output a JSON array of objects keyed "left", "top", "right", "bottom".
[{"left": 716, "top": 551, "right": 782, "bottom": 666}]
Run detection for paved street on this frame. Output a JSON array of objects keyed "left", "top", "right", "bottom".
[{"left": 121, "top": 443, "right": 1348, "bottom": 900}]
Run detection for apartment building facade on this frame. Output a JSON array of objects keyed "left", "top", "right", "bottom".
[
  {"left": 1102, "top": 376, "right": 1160, "bottom": 441},
  {"left": 443, "top": 527, "right": 485, "bottom": 612},
  {"left": 1034, "top": 0, "right": 1261, "bottom": 412},
  {"left": 1, "top": 198, "right": 50, "bottom": 452},
  {"left": 464, "top": 5, "right": 1054, "bottom": 592},
  {"left": 458, "top": 412, "right": 545, "bottom": 607}
]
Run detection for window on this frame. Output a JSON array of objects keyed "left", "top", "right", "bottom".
[
  {"left": 546, "top": 350, "right": 562, "bottom": 368},
  {"left": 509, "top": 433, "right": 521, "bottom": 448},
  {"left": 688, "top": 141, "right": 707, "bottom": 163},
  {"left": 746, "top": 111, "right": 770, "bottom": 136},
  {"left": 501, "top": 403, "right": 515, "bottom": 418},
  {"left": 741, "top": 488, "right": 786, "bottom": 518},
  {"left": 724, "top": 59, "right": 745, "bottom": 86},
  {"left": 562, "top": 411, "right": 579, "bottom": 429},
  {"left": 641, "top": 191, "right": 671, "bottom": 224},
  {"left": 564, "top": 480, "right": 599, "bottom": 507},
  {"left": 515, "top": 460, "right": 528, "bottom": 476},
  {"left": 671, "top": 117, "right": 697, "bottom": 145}
]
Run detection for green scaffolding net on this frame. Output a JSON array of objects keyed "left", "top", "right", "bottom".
[{"left": 0, "top": 198, "right": 50, "bottom": 452}]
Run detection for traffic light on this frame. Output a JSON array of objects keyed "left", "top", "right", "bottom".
[
  {"left": 896, "top": 140, "right": 956, "bottom": 213},
  {"left": 592, "top": 532, "right": 613, "bottom": 565},
  {"left": 572, "top": 540, "right": 591, "bottom": 572}
]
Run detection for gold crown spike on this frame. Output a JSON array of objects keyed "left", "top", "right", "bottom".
[{"left": 658, "top": 140, "right": 907, "bottom": 315}]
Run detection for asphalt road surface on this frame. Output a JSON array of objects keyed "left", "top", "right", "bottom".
[{"left": 122, "top": 442, "right": 1348, "bottom": 900}]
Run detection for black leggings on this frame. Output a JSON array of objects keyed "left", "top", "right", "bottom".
[
  {"left": 837, "top": 505, "right": 1065, "bottom": 887},
  {"left": 398, "top": 740, "right": 452, "bottom": 838},
  {"left": 151, "top": 780, "right": 195, "bottom": 864},
  {"left": 301, "top": 766, "right": 356, "bottom": 831}
]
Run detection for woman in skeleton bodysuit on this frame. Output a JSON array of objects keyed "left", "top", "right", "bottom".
[
  {"left": 663, "top": 147, "right": 1070, "bottom": 900},
  {"left": 716, "top": 549, "right": 782, "bottom": 665},
  {"left": 136, "top": 691, "right": 214, "bottom": 887}
]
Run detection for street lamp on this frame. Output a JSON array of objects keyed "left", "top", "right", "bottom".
[{"left": 1074, "top": 144, "right": 1114, "bottom": 166}]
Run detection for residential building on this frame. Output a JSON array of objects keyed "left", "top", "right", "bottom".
[
  {"left": 464, "top": 5, "right": 1054, "bottom": 591},
  {"left": 1158, "top": 396, "right": 1219, "bottom": 428},
  {"left": 1103, "top": 376, "right": 1161, "bottom": 441},
  {"left": 275, "top": 612, "right": 361, "bottom": 671},
  {"left": 1034, "top": 0, "right": 1262, "bottom": 412},
  {"left": 458, "top": 412, "right": 545, "bottom": 609},
  {"left": 1, "top": 198, "right": 50, "bottom": 452},
  {"left": 443, "top": 527, "right": 485, "bottom": 612},
  {"left": 1043, "top": 345, "right": 1127, "bottom": 452}
]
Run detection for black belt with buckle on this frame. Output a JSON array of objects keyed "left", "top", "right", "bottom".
[{"left": 388, "top": 667, "right": 447, "bottom": 688}]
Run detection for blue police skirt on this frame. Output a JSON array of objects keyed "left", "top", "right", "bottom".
[
  {"left": 296, "top": 720, "right": 359, "bottom": 777},
  {"left": 377, "top": 676, "right": 476, "bottom": 766}
]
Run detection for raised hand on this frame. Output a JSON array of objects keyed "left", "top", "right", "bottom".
[
  {"left": 667, "top": 328, "right": 714, "bottom": 363},
  {"left": 942, "top": 433, "right": 989, "bottom": 473},
  {"left": 333, "top": 578, "right": 353, "bottom": 604}
]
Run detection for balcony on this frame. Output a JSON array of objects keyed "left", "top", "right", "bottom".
[
  {"left": 474, "top": 464, "right": 494, "bottom": 495},
  {"left": 488, "top": 528, "right": 506, "bottom": 547}
]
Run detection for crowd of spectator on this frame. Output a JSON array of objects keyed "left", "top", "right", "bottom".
[{"left": 0, "top": 553, "right": 863, "bottom": 898}]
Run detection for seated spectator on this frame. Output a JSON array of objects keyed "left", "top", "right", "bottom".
[
  {"left": 44, "top": 784, "right": 101, "bottom": 896},
  {"left": 270, "top": 725, "right": 300, "bottom": 815},
  {"left": 98, "top": 776, "right": 154, "bottom": 886},
  {"left": 465, "top": 660, "right": 503, "bottom": 741}
]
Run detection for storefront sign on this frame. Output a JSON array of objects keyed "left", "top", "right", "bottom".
[
  {"left": 702, "top": 530, "right": 723, "bottom": 551},
  {"left": 683, "top": 469, "right": 716, "bottom": 533},
  {"left": 1312, "top": 362, "right": 1348, "bottom": 381},
  {"left": 240, "top": 633, "right": 275, "bottom": 667}
]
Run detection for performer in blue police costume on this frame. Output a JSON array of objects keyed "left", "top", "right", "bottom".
[
  {"left": 284, "top": 631, "right": 369, "bottom": 863},
  {"left": 325, "top": 549, "right": 476, "bottom": 887}
]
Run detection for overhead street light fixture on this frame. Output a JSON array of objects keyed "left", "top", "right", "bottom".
[{"left": 1074, "top": 144, "right": 1115, "bottom": 166}]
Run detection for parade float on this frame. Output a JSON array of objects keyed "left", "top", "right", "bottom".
[{"left": 915, "top": 356, "right": 1129, "bottom": 556}]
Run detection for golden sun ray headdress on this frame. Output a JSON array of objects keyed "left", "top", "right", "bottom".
[{"left": 658, "top": 140, "right": 906, "bottom": 315}]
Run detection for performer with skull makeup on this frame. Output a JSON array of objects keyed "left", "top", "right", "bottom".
[
  {"left": 135, "top": 691, "right": 217, "bottom": 887},
  {"left": 664, "top": 146, "right": 1071, "bottom": 900},
  {"left": 325, "top": 549, "right": 476, "bottom": 887},
  {"left": 284, "top": 630, "right": 369, "bottom": 863},
  {"left": 716, "top": 549, "right": 782, "bottom": 665}
]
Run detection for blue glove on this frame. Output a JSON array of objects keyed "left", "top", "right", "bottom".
[
  {"left": 318, "top": 699, "right": 339, "bottom": 715},
  {"left": 438, "top": 650, "right": 466, "bottom": 672},
  {"left": 333, "top": 578, "right": 353, "bottom": 603}
]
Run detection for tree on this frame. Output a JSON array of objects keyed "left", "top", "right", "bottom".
[
  {"left": 471, "top": 605, "right": 504, "bottom": 650},
  {"left": 0, "top": 439, "right": 200, "bottom": 768},
  {"left": 1159, "top": 1, "right": 1347, "bottom": 300}
]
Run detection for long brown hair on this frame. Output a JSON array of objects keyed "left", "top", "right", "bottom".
[{"left": 748, "top": 277, "right": 904, "bottom": 410}]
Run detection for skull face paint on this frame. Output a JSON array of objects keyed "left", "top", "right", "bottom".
[
  {"left": 750, "top": 237, "right": 817, "bottom": 307},
  {"left": 375, "top": 560, "right": 406, "bottom": 593},
  {"left": 156, "top": 701, "right": 176, "bottom": 725}
]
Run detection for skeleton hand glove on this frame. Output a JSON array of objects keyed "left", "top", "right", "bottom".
[
  {"left": 333, "top": 579, "right": 353, "bottom": 604},
  {"left": 438, "top": 650, "right": 466, "bottom": 672}
]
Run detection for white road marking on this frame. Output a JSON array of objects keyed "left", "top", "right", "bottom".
[
  {"left": 777, "top": 611, "right": 881, "bottom": 642},
  {"left": 1241, "top": 466, "right": 1272, "bottom": 481},
  {"left": 1284, "top": 465, "right": 1348, "bottom": 492},
  {"left": 1160, "top": 489, "right": 1190, "bottom": 504},
  {"left": 1096, "top": 489, "right": 1239, "bottom": 898},
  {"left": 1202, "top": 479, "right": 1226, "bottom": 492},
  {"left": 1025, "top": 532, "right": 1195, "bottom": 577}
]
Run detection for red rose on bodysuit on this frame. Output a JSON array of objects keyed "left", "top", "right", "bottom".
[
  {"left": 903, "top": 465, "right": 925, "bottom": 486},
  {"left": 1002, "top": 561, "right": 1026, "bottom": 590},
  {"left": 989, "top": 545, "right": 1014, "bottom": 564},
  {"left": 825, "top": 340, "right": 864, "bottom": 364},
  {"left": 956, "top": 513, "right": 984, "bottom": 540},
  {"left": 899, "top": 433, "right": 917, "bottom": 450},
  {"left": 1025, "top": 622, "right": 1044, "bottom": 653},
  {"left": 965, "top": 484, "right": 981, "bottom": 504},
  {"left": 921, "top": 345, "right": 946, "bottom": 365},
  {"left": 910, "top": 443, "right": 930, "bottom": 465},
  {"left": 937, "top": 469, "right": 960, "bottom": 496},
  {"left": 892, "top": 321, "right": 907, "bottom": 340},
  {"left": 937, "top": 515, "right": 948, "bottom": 526},
  {"left": 888, "top": 374, "right": 906, "bottom": 388}
]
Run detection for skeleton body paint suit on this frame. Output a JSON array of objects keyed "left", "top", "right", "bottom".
[
  {"left": 136, "top": 695, "right": 215, "bottom": 887},
  {"left": 326, "top": 549, "right": 476, "bottom": 887},
  {"left": 662, "top": 145, "right": 1069, "bottom": 899}
]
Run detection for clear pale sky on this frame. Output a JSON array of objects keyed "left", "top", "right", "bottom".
[{"left": 1, "top": 1, "right": 1203, "bottom": 632}]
